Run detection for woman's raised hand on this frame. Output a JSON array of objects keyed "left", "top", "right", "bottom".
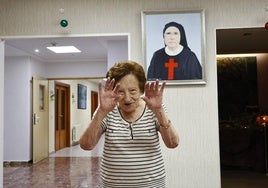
[
  {"left": 141, "top": 80, "right": 166, "bottom": 111},
  {"left": 98, "top": 77, "right": 120, "bottom": 113}
]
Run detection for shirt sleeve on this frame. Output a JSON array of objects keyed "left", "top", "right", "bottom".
[{"left": 100, "top": 117, "right": 107, "bottom": 132}]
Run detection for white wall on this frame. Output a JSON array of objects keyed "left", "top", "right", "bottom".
[
  {"left": 48, "top": 80, "right": 55, "bottom": 153},
  {"left": 107, "top": 40, "right": 129, "bottom": 70},
  {"left": 44, "top": 60, "right": 107, "bottom": 78},
  {"left": 1, "top": 0, "right": 268, "bottom": 187},
  {"left": 0, "top": 40, "right": 5, "bottom": 186},
  {"left": 4, "top": 57, "right": 32, "bottom": 161}
]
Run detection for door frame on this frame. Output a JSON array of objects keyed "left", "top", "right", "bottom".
[{"left": 54, "top": 81, "right": 71, "bottom": 151}]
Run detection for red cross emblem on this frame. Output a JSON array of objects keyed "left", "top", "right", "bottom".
[{"left": 165, "top": 58, "right": 179, "bottom": 80}]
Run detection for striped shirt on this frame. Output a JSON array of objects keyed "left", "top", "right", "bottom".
[{"left": 100, "top": 105, "right": 166, "bottom": 188}]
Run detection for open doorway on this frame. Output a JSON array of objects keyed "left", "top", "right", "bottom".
[
  {"left": 216, "top": 27, "right": 268, "bottom": 186},
  {"left": 3, "top": 34, "right": 129, "bottom": 162}
]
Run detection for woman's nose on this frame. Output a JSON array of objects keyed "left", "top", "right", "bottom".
[{"left": 123, "top": 92, "right": 131, "bottom": 101}]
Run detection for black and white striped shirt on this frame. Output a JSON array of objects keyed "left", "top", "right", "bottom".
[{"left": 100, "top": 105, "right": 166, "bottom": 188}]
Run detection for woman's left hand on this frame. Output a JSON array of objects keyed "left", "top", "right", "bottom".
[{"left": 141, "top": 80, "right": 166, "bottom": 111}]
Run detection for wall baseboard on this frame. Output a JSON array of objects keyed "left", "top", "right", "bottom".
[{"left": 3, "top": 160, "right": 32, "bottom": 167}]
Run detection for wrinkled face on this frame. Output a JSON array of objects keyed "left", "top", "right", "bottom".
[
  {"left": 116, "top": 74, "right": 142, "bottom": 113},
  {"left": 164, "top": 26, "right": 181, "bottom": 50}
]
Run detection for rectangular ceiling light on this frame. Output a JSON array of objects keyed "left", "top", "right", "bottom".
[{"left": 46, "top": 46, "right": 81, "bottom": 53}]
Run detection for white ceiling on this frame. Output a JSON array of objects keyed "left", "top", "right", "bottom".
[
  {"left": 4, "top": 35, "right": 128, "bottom": 63},
  {"left": 216, "top": 27, "right": 268, "bottom": 54}
]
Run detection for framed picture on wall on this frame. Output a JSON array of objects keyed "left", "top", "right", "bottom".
[
  {"left": 78, "top": 84, "right": 87, "bottom": 109},
  {"left": 141, "top": 9, "right": 206, "bottom": 85}
]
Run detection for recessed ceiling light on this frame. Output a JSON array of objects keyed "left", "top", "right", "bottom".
[
  {"left": 46, "top": 46, "right": 81, "bottom": 53},
  {"left": 35, "top": 49, "right": 39, "bottom": 53}
]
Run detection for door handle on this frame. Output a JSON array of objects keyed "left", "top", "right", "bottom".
[{"left": 33, "top": 113, "right": 40, "bottom": 125}]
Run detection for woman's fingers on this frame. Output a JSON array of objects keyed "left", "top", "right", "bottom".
[
  {"left": 113, "top": 83, "right": 120, "bottom": 93},
  {"left": 160, "top": 81, "right": 166, "bottom": 93},
  {"left": 145, "top": 80, "right": 165, "bottom": 93}
]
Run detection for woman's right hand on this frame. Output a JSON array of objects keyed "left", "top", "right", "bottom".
[{"left": 98, "top": 77, "right": 120, "bottom": 113}]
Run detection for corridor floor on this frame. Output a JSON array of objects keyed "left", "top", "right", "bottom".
[
  {"left": 4, "top": 145, "right": 268, "bottom": 188},
  {"left": 4, "top": 145, "right": 102, "bottom": 188}
]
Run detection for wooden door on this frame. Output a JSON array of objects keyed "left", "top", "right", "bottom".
[
  {"left": 55, "top": 82, "right": 70, "bottom": 151},
  {"left": 91, "top": 91, "right": 98, "bottom": 119},
  {"left": 32, "top": 76, "right": 49, "bottom": 163}
]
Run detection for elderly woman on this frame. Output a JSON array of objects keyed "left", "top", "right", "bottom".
[{"left": 80, "top": 61, "right": 179, "bottom": 188}]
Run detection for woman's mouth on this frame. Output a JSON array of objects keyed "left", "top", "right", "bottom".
[{"left": 124, "top": 102, "right": 133, "bottom": 106}]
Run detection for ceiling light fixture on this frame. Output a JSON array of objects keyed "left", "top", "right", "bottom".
[{"left": 46, "top": 46, "right": 81, "bottom": 53}]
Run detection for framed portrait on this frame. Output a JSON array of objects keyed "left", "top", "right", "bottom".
[
  {"left": 77, "top": 84, "right": 87, "bottom": 109},
  {"left": 141, "top": 9, "right": 206, "bottom": 85}
]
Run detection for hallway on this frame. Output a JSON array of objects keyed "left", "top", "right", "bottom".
[{"left": 4, "top": 145, "right": 268, "bottom": 188}]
